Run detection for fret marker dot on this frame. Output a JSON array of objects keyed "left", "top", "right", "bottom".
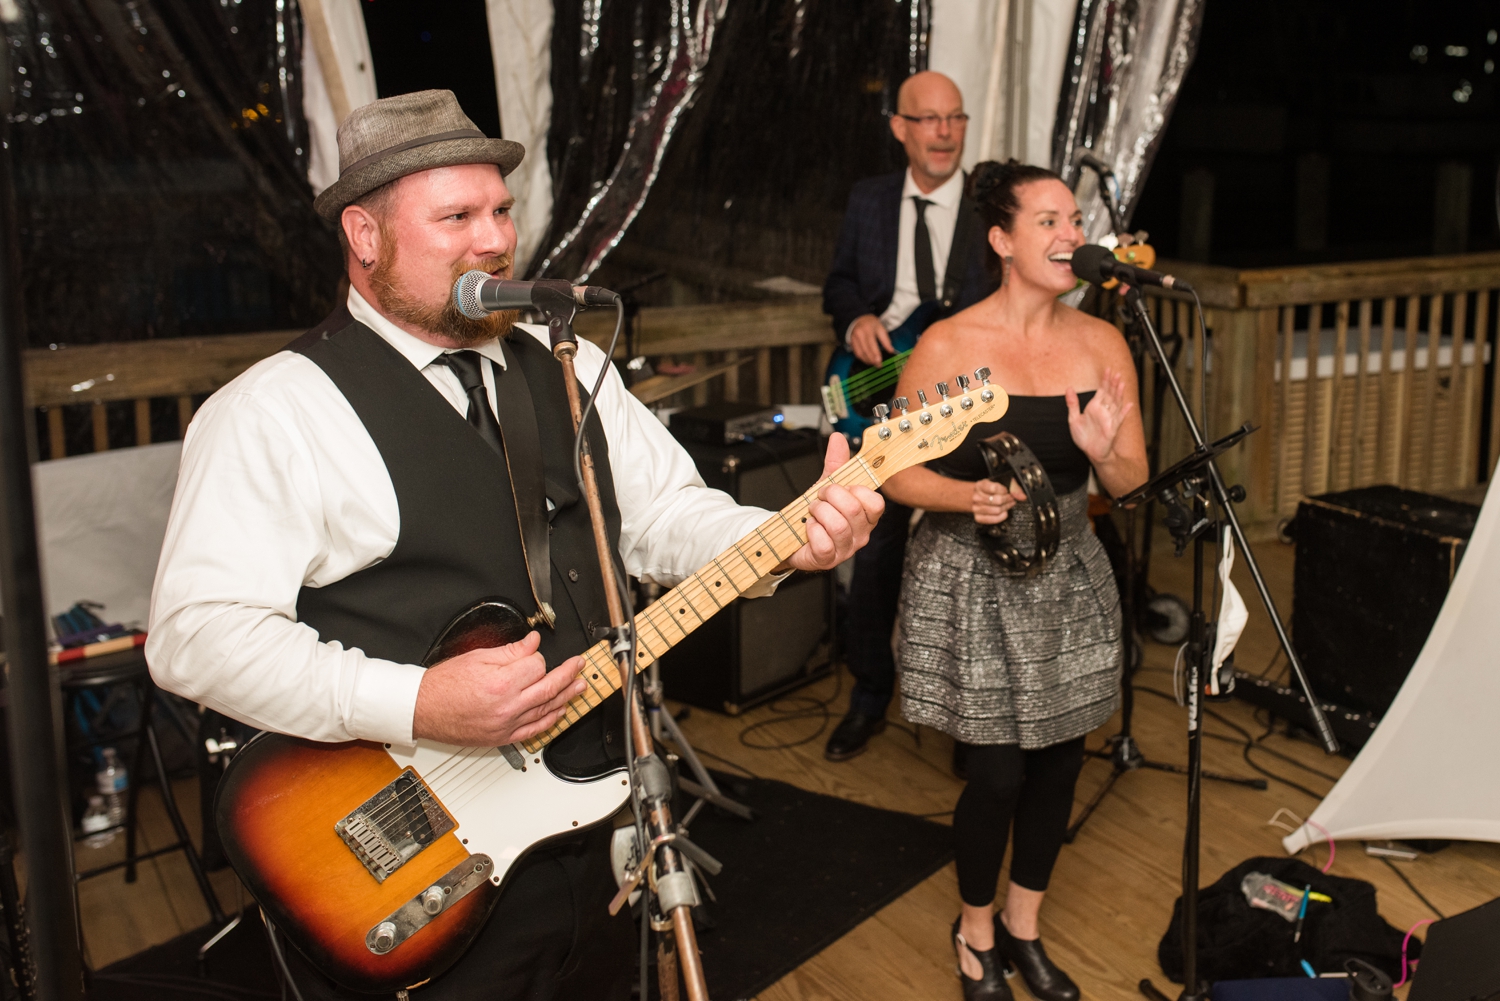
[
  {"left": 714, "top": 581, "right": 721, "bottom": 587},
  {"left": 755, "top": 551, "right": 762, "bottom": 557},
  {"left": 679, "top": 608, "right": 686, "bottom": 615},
  {"left": 591, "top": 673, "right": 598, "bottom": 679}
]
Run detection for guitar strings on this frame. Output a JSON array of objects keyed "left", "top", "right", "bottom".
[{"left": 359, "top": 431, "right": 944, "bottom": 823}]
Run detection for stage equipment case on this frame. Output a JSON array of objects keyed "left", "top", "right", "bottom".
[
  {"left": 656, "top": 426, "right": 835, "bottom": 714},
  {"left": 1290, "top": 485, "right": 1478, "bottom": 718}
]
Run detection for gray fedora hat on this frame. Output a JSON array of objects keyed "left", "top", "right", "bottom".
[{"left": 313, "top": 89, "right": 524, "bottom": 221}]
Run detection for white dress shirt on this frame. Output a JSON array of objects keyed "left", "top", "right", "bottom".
[
  {"left": 876, "top": 167, "right": 966, "bottom": 334},
  {"left": 148, "top": 288, "right": 785, "bottom": 747}
]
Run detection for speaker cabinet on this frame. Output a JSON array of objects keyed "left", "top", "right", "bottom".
[
  {"left": 656, "top": 428, "right": 835, "bottom": 714},
  {"left": 1291, "top": 485, "right": 1478, "bottom": 717}
]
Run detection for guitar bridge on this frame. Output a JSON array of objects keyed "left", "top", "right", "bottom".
[{"left": 335, "top": 769, "right": 455, "bottom": 883}]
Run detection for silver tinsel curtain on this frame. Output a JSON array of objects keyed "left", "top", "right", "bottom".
[{"left": 1051, "top": 0, "right": 1206, "bottom": 242}]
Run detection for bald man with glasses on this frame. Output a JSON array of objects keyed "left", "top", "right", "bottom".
[{"left": 821, "top": 71, "right": 995, "bottom": 764}]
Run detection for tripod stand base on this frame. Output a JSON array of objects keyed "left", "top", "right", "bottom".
[
  {"left": 1140, "top": 978, "right": 1209, "bottom": 1001},
  {"left": 1065, "top": 735, "right": 1268, "bottom": 843}
]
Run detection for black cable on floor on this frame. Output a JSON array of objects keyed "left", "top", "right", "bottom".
[
  {"left": 1133, "top": 686, "right": 1331, "bottom": 801},
  {"left": 737, "top": 663, "right": 844, "bottom": 751},
  {"left": 1381, "top": 856, "right": 1445, "bottom": 920},
  {"left": 690, "top": 747, "right": 762, "bottom": 781}
]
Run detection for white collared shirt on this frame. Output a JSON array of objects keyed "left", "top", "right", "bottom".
[
  {"left": 876, "top": 167, "right": 966, "bottom": 333},
  {"left": 147, "top": 288, "right": 785, "bottom": 747}
]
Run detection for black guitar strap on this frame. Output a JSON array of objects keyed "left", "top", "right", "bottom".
[
  {"left": 491, "top": 337, "right": 554, "bottom": 625},
  {"left": 941, "top": 195, "right": 982, "bottom": 310}
]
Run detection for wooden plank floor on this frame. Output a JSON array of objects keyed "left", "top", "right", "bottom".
[
  {"left": 61, "top": 510, "right": 1500, "bottom": 996},
  {"left": 667, "top": 522, "right": 1500, "bottom": 1000}
]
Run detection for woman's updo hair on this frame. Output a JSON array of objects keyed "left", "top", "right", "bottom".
[{"left": 967, "top": 158, "right": 1062, "bottom": 281}]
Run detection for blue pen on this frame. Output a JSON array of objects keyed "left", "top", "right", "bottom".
[
  {"left": 1301, "top": 959, "right": 1317, "bottom": 978},
  {"left": 1294, "top": 884, "right": 1311, "bottom": 943}
]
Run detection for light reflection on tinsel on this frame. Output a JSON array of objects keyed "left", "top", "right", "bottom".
[
  {"left": 537, "top": 0, "right": 729, "bottom": 281},
  {"left": 580, "top": 0, "right": 603, "bottom": 79},
  {"left": 1052, "top": 0, "right": 1205, "bottom": 243}
]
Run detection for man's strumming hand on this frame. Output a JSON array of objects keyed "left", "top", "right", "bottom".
[
  {"left": 848, "top": 315, "right": 895, "bottom": 367},
  {"left": 412, "top": 631, "right": 586, "bottom": 747}
]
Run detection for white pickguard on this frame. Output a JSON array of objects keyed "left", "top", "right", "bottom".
[{"left": 385, "top": 742, "right": 631, "bottom": 886}]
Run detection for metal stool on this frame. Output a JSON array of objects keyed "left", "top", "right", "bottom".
[{"left": 63, "top": 646, "right": 225, "bottom": 924}]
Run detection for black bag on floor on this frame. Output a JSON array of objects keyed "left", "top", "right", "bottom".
[{"left": 1159, "top": 856, "right": 1420, "bottom": 981}]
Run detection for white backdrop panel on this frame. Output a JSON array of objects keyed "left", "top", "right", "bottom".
[
  {"left": 25, "top": 442, "right": 183, "bottom": 632},
  {"left": 1285, "top": 482, "right": 1500, "bottom": 852}
]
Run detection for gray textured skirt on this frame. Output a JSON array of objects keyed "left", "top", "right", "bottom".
[{"left": 897, "top": 485, "right": 1122, "bottom": 749}]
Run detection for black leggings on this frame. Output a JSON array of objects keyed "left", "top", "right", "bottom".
[{"left": 954, "top": 737, "right": 1087, "bottom": 905}]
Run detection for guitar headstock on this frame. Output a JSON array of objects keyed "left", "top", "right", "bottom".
[{"left": 850, "top": 368, "right": 1009, "bottom": 486}]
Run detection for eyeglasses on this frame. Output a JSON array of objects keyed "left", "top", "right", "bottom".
[{"left": 896, "top": 112, "right": 970, "bottom": 130}]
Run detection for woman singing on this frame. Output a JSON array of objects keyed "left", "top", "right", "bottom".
[{"left": 884, "top": 160, "right": 1148, "bottom": 1001}]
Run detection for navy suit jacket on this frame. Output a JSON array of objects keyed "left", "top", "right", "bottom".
[{"left": 822, "top": 170, "right": 995, "bottom": 340}]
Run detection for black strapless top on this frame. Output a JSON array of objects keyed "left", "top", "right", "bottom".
[{"left": 927, "top": 392, "right": 1095, "bottom": 494}]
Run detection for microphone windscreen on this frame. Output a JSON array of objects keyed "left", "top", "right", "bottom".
[
  {"left": 1070, "top": 244, "right": 1115, "bottom": 285},
  {"left": 454, "top": 270, "right": 491, "bottom": 319}
]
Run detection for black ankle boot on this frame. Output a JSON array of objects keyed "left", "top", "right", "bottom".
[
  {"left": 952, "top": 917, "right": 1013, "bottom": 1001},
  {"left": 992, "top": 915, "right": 1078, "bottom": 1001}
]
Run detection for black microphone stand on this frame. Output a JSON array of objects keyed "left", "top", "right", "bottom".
[
  {"left": 1112, "top": 285, "right": 1338, "bottom": 1001},
  {"left": 539, "top": 290, "right": 713, "bottom": 1001}
]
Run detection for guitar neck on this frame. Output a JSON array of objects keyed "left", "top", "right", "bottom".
[{"left": 517, "top": 453, "right": 885, "bottom": 754}]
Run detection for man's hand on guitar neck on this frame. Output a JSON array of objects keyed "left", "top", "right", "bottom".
[
  {"left": 412, "top": 631, "right": 586, "bottom": 747},
  {"left": 773, "top": 432, "right": 885, "bottom": 575},
  {"left": 848, "top": 314, "right": 895, "bottom": 367}
]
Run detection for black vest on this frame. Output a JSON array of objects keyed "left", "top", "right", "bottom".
[{"left": 289, "top": 307, "right": 626, "bottom": 776}]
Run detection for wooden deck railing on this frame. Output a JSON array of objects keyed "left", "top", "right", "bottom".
[
  {"left": 26, "top": 252, "right": 1499, "bottom": 537},
  {"left": 23, "top": 299, "right": 836, "bottom": 460},
  {"left": 1136, "top": 251, "right": 1500, "bottom": 532}
]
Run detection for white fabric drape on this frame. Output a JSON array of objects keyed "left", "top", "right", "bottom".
[
  {"left": 484, "top": 0, "right": 555, "bottom": 274},
  {"left": 299, "top": 0, "right": 379, "bottom": 196},
  {"left": 1284, "top": 483, "right": 1500, "bottom": 852},
  {"left": 11, "top": 443, "right": 184, "bottom": 631},
  {"left": 929, "top": 0, "right": 1076, "bottom": 173}
]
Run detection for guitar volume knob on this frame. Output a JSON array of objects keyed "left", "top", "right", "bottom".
[
  {"left": 421, "top": 885, "right": 446, "bottom": 915},
  {"left": 372, "top": 921, "right": 397, "bottom": 954}
]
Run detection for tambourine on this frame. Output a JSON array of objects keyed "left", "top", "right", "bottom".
[{"left": 975, "top": 432, "right": 1060, "bottom": 576}]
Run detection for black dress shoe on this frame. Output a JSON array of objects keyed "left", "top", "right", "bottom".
[
  {"left": 952, "top": 916, "right": 1013, "bottom": 1001},
  {"left": 992, "top": 916, "right": 1078, "bottom": 1001},
  {"left": 823, "top": 710, "right": 886, "bottom": 761}
]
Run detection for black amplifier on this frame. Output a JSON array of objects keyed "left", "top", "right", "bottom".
[
  {"left": 655, "top": 429, "right": 835, "bottom": 713},
  {"left": 1289, "top": 485, "right": 1478, "bottom": 718}
]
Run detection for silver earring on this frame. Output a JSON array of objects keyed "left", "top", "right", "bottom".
[{"left": 360, "top": 258, "right": 372, "bottom": 269}]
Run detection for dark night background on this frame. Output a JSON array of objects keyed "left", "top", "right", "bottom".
[{"left": 8, "top": 0, "right": 1499, "bottom": 349}]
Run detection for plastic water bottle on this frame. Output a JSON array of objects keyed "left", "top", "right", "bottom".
[
  {"left": 96, "top": 747, "right": 128, "bottom": 829},
  {"left": 81, "top": 795, "right": 114, "bottom": 848}
]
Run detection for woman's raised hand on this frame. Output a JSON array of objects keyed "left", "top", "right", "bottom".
[
  {"left": 1067, "top": 368, "right": 1135, "bottom": 465},
  {"left": 971, "top": 477, "right": 1027, "bottom": 525}
]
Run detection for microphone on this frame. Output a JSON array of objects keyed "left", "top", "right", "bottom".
[
  {"left": 1070, "top": 244, "right": 1194, "bottom": 294},
  {"left": 453, "top": 270, "right": 620, "bottom": 319},
  {"left": 1074, "top": 148, "right": 1115, "bottom": 178}
]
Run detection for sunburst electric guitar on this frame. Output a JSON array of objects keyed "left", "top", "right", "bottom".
[{"left": 215, "top": 371, "right": 1008, "bottom": 993}]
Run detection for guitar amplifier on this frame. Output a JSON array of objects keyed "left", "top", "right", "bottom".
[
  {"left": 656, "top": 429, "right": 836, "bottom": 714},
  {"left": 1290, "top": 485, "right": 1478, "bottom": 718}
]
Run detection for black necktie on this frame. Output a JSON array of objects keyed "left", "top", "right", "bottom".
[
  {"left": 438, "top": 350, "right": 504, "bottom": 457},
  {"left": 913, "top": 197, "right": 937, "bottom": 303}
]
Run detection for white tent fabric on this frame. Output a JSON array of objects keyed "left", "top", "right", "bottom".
[
  {"left": 930, "top": 0, "right": 1076, "bottom": 173},
  {"left": 23, "top": 443, "right": 183, "bottom": 633},
  {"left": 300, "top": 0, "right": 379, "bottom": 196},
  {"left": 484, "top": 0, "right": 555, "bottom": 274},
  {"left": 1284, "top": 482, "right": 1500, "bottom": 853}
]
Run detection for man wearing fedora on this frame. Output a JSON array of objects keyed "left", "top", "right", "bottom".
[{"left": 149, "top": 90, "right": 882, "bottom": 999}]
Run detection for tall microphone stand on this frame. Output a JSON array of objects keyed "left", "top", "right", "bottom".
[
  {"left": 541, "top": 290, "right": 712, "bottom": 1001},
  {"left": 1114, "top": 285, "right": 1338, "bottom": 1001}
]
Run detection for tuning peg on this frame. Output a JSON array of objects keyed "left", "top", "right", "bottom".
[
  {"left": 955, "top": 374, "right": 970, "bottom": 391},
  {"left": 893, "top": 396, "right": 910, "bottom": 414},
  {"left": 872, "top": 403, "right": 890, "bottom": 423},
  {"left": 974, "top": 367, "right": 992, "bottom": 385},
  {"left": 936, "top": 382, "right": 950, "bottom": 399},
  {"left": 916, "top": 390, "right": 930, "bottom": 407},
  {"left": 916, "top": 390, "right": 933, "bottom": 425}
]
